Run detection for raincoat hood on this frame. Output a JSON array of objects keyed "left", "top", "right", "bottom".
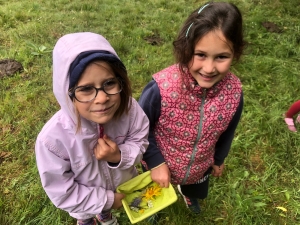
[{"left": 52, "top": 32, "right": 120, "bottom": 124}]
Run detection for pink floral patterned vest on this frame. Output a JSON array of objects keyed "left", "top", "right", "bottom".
[{"left": 153, "top": 64, "right": 242, "bottom": 185}]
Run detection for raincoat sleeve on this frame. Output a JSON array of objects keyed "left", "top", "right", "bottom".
[
  {"left": 138, "top": 80, "right": 165, "bottom": 169},
  {"left": 214, "top": 92, "right": 244, "bottom": 166},
  {"left": 35, "top": 137, "right": 114, "bottom": 215},
  {"left": 109, "top": 98, "right": 149, "bottom": 169}
]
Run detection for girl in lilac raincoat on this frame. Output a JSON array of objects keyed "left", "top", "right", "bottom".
[{"left": 35, "top": 32, "right": 149, "bottom": 225}]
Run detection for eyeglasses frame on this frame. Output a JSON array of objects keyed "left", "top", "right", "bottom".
[{"left": 68, "top": 77, "right": 123, "bottom": 103}]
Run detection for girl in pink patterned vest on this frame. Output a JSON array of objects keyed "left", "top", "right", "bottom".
[{"left": 139, "top": 2, "right": 246, "bottom": 216}]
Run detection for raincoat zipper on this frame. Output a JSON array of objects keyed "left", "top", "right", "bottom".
[{"left": 98, "top": 124, "right": 115, "bottom": 190}]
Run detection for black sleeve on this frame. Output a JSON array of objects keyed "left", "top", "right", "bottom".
[
  {"left": 214, "top": 92, "right": 244, "bottom": 166},
  {"left": 138, "top": 80, "right": 165, "bottom": 169}
]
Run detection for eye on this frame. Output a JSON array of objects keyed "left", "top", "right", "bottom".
[
  {"left": 195, "top": 53, "right": 206, "bottom": 58},
  {"left": 104, "top": 79, "right": 118, "bottom": 87},
  {"left": 217, "top": 55, "right": 228, "bottom": 59},
  {"left": 76, "top": 86, "right": 94, "bottom": 93}
]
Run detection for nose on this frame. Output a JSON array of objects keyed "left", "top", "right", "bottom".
[
  {"left": 202, "top": 59, "right": 215, "bottom": 74},
  {"left": 94, "top": 89, "right": 108, "bottom": 103}
]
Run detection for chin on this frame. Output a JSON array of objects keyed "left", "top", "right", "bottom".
[
  {"left": 90, "top": 115, "right": 113, "bottom": 125},
  {"left": 198, "top": 82, "right": 215, "bottom": 89}
]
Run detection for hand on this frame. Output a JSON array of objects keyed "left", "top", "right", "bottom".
[
  {"left": 211, "top": 163, "right": 225, "bottom": 177},
  {"left": 150, "top": 163, "right": 171, "bottom": 188},
  {"left": 112, "top": 193, "right": 125, "bottom": 209},
  {"left": 94, "top": 134, "right": 121, "bottom": 163}
]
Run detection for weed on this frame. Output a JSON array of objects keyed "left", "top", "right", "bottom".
[{"left": 27, "top": 42, "right": 52, "bottom": 56}]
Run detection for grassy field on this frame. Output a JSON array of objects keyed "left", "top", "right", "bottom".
[{"left": 1, "top": 0, "right": 300, "bottom": 224}]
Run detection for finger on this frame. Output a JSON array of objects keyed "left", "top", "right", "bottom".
[
  {"left": 102, "top": 134, "right": 111, "bottom": 143},
  {"left": 97, "top": 138, "right": 106, "bottom": 146},
  {"left": 160, "top": 182, "right": 169, "bottom": 188},
  {"left": 119, "top": 193, "right": 125, "bottom": 199},
  {"left": 94, "top": 148, "right": 104, "bottom": 159},
  {"left": 102, "top": 135, "right": 116, "bottom": 147},
  {"left": 212, "top": 172, "right": 219, "bottom": 177}
]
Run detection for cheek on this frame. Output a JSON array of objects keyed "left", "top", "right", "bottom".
[
  {"left": 187, "top": 56, "right": 195, "bottom": 69},
  {"left": 74, "top": 101, "right": 89, "bottom": 115},
  {"left": 110, "top": 95, "right": 121, "bottom": 112},
  {"left": 219, "top": 62, "right": 232, "bottom": 73}
]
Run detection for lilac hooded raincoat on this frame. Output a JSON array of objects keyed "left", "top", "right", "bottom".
[{"left": 35, "top": 32, "right": 149, "bottom": 220}]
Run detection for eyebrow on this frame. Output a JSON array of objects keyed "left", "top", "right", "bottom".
[
  {"left": 77, "top": 77, "right": 116, "bottom": 87},
  {"left": 194, "top": 50, "right": 232, "bottom": 55}
]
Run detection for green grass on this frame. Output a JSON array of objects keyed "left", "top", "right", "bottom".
[{"left": 1, "top": 0, "right": 300, "bottom": 224}]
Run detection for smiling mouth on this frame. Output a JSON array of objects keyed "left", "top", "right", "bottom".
[
  {"left": 92, "top": 105, "right": 114, "bottom": 113},
  {"left": 200, "top": 73, "right": 218, "bottom": 78}
]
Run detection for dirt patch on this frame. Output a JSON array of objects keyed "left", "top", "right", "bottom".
[
  {"left": 143, "top": 34, "right": 164, "bottom": 46},
  {"left": 0, "top": 59, "right": 23, "bottom": 78},
  {"left": 0, "top": 151, "right": 12, "bottom": 165},
  {"left": 262, "top": 21, "right": 282, "bottom": 33},
  {"left": 249, "top": 151, "right": 265, "bottom": 173}
]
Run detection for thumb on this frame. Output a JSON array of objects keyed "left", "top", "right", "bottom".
[
  {"left": 103, "top": 134, "right": 114, "bottom": 146},
  {"left": 116, "top": 192, "right": 126, "bottom": 200},
  {"left": 120, "top": 193, "right": 125, "bottom": 199}
]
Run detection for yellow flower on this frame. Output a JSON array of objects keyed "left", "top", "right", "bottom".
[
  {"left": 142, "top": 183, "right": 162, "bottom": 201},
  {"left": 139, "top": 209, "right": 145, "bottom": 214}
]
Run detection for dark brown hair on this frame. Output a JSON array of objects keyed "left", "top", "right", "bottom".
[
  {"left": 107, "top": 60, "right": 132, "bottom": 119},
  {"left": 173, "top": 2, "right": 246, "bottom": 74}
]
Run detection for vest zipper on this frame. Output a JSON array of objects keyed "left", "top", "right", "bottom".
[{"left": 182, "top": 89, "right": 206, "bottom": 184}]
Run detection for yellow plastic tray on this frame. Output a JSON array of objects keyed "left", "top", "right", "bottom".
[{"left": 116, "top": 171, "right": 178, "bottom": 224}]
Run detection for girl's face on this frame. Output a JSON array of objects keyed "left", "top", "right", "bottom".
[
  {"left": 74, "top": 62, "right": 121, "bottom": 125},
  {"left": 188, "top": 30, "right": 234, "bottom": 89}
]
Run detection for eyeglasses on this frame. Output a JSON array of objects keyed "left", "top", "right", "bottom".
[{"left": 69, "top": 78, "right": 122, "bottom": 103}]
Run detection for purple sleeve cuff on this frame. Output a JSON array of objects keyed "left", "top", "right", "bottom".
[{"left": 102, "top": 190, "right": 114, "bottom": 211}]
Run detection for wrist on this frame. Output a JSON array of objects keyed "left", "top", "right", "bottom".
[
  {"left": 214, "top": 160, "right": 223, "bottom": 166},
  {"left": 151, "top": 162, "right": 166, "bottom": 170}
]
